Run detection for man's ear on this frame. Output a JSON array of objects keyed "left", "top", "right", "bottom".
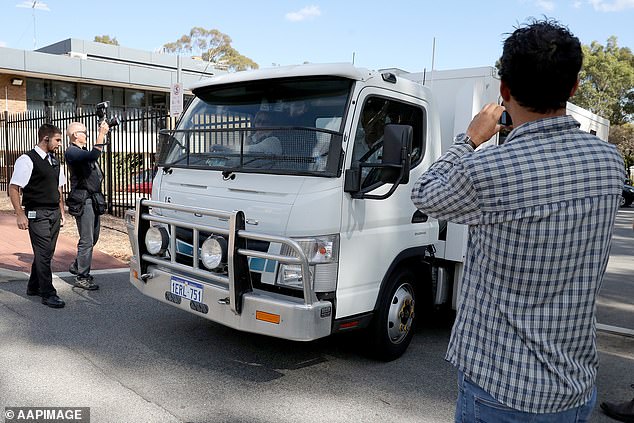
[
  {"left": 500, "top": 80, "right": 511, "bottom": 102},
  {"left": 570, "top": 78, "right": 580, "bottom": 98}
]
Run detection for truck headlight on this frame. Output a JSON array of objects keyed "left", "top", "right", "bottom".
[
  {"left": 201, "top": 236, "right": 227, "bottom": 270},
  {"left": 277, "top": 234, "right": 339, "bottom": 292},
  {"left": 279, "top": 265, "right": 311, "bottom": 290},
  {"left": 145, "top": 227, "right": 169, "bottom": 255}
]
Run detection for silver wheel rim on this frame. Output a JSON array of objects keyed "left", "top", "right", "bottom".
[{"left": 386, "top": 283, "right": 415, "bottom": 344}]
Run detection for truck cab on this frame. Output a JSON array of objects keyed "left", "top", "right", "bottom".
[
  {"left": 127, "top": 63, "right": 452, "bottom": 360},
  {"left": 129, "top": 63, "right": 613, "bottom": 360}
]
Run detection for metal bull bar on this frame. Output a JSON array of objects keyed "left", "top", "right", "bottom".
[{"left": 130, "top": 199, "right": 316, "bottom": 314}]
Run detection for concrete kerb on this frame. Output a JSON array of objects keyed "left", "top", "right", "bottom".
[
  {"left": 0, "top": 267, "right": 129, "bottom": 283},
  {"left": 0, "top": 268, "right": 30, "bottom": 282}
]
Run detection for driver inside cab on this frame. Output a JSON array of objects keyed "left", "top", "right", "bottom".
[{"left": 247, "top": 110, "right": 282, "bottom": 155}]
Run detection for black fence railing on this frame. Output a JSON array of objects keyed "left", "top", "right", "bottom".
[{"left": 1, "top": 106, "right": 168, "bottom": 218}]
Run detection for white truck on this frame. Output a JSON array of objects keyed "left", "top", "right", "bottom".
[{"left": 125, "top": 64, "right": 609, "bottom": 360}]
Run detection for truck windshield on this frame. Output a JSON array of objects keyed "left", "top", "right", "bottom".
[{"left": 158, "top": 77, "right": 353, "bottom": 176}]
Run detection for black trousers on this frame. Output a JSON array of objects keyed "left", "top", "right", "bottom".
[{"left": 26, "top": 208, "right": 61, "bottom": 297}]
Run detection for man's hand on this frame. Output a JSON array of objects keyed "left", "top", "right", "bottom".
[
  {"left": 16, "top": 213, "right": 28, "bottom": 230},
  {"left": 9, "top": 184, "right": 28, "bottom": 230},
  {"left": 99, "top": 120, "right": 110, "bottom": 136},
  {"left": 95, "top": 121, "right": 111, "bottom": 148},
  {"left": 465, "top": 103, "right": 505, "bottom": 147}
]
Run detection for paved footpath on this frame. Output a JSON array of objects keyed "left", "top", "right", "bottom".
[{"left": 0, "top": 214, "right": 126, "bottom": 275}]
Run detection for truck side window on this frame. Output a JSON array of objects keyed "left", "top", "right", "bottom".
[
  {"left": 353, "top": 98, "right": 387, "bottom": 165},
  {"left": 352, "top": 97, "right": 425, "bottom": 188}
]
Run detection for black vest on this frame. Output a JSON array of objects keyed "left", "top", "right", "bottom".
[
  {"left": 66, "top": 144, "right": 103, "bottom": 194},
  {"left": 22, "top": 149, "right": 60, "bottom": 210}
]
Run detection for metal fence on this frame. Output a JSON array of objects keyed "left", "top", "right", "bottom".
[{"left": 1, "top": 106, "right": 168, "bottom": 218}]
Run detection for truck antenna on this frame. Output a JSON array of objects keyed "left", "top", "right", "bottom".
[
  {"left": 352, "top": 52, "right": 355, "bottom": 65},
  {"left": 430, "top": 37, "right": 436, "bottom": 89}
]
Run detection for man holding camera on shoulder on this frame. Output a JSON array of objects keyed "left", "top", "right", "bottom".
[{"left": 64, "top": 120, "right": 109, "bottom": 290}]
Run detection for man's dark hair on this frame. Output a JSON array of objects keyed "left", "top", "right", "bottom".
[
  {"left": 498, "top": 19, "right": 582, "bottom": 113},
  {"left": 38, "top": 123, "right": 62, "bottom": 142}
]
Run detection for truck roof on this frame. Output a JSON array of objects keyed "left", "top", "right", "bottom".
[
  {"left": 188, "top": 62, "right": 433, "bottom": 104},
  {"left": 188, "top": 63, "right": 374, "bottom": 90}
]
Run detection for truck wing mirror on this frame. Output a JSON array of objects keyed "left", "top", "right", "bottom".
[
  {"left": 344, "top": 162, "right": 361, "bottom": 193},
  {"left": 345, "top": 124, "right": 413, "bottom": 200},
  {"left": 380, "top": 124, "right": 412, "bottom": 184}
]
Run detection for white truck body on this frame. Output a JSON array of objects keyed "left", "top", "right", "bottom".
[
  {"left": 401, "top": 67, "right": 609, "bottom": 291},
  {"left": 126, "top": 64, "right": 609, "bottom": 359}
]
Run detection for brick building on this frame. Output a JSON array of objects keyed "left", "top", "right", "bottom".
[{"left": 0, "top": 74, "right": 27, "bottom": 115}]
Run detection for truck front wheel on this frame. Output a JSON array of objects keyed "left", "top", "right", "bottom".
[{"left": 369, "top": 268, "right": 417, "bottom": 361}]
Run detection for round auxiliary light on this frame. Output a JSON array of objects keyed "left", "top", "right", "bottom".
[
  {"left": 201, "top": 236, "right": 227, "bottom": 270},
  {"left": 145, "top": 227, "right": 169, "bottom": 255}
]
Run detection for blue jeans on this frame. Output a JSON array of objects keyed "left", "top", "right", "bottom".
[{"left": 455, "top": 371, "right": 596, "bottom": 423}]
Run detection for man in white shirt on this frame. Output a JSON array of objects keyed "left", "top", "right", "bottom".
[{"left": 9, "top": 123, "right": 67, "bottom": 308}]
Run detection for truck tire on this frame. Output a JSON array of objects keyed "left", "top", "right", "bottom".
[{"left": 368, "top": 268, "right": 417, "bottom": 361}]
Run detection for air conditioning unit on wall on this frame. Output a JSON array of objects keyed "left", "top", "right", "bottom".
[{"left": 68, "top": 51, "right": 88, "bottom": 60}]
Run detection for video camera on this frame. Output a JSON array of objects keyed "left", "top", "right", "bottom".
[{"left": 96, "top": 101, "right": 120, "bottom": 129}]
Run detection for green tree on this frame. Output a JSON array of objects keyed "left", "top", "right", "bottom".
[
  {"left": 94, "top": 35, "right": 119, "bottom": 45},
  {"left": 572, "top": 36, "right": 634, "bottom": 125},
  {"left": 609, "top": 123, "right": 634, "bottom": 180},
  {"left": 163, "top": 27, "right": 258, "bottom": 72}
]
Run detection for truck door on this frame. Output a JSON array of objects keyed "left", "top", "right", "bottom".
[{"left": 336, "top": 89, "right": 439, "bottom": 318}]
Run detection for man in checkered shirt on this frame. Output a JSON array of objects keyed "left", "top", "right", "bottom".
[{"left": 411, "top": 20, "right": 625, "bottom": 422}]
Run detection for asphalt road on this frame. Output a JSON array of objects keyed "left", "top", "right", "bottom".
[
  {"left": 0, "top": 208, "right": 632, "bottom": 423},
  {"left": 0, "top": 269, "right": 458, "bottom": 423},
  {"left": 597, "top": 207, "right": 634, "bottom": 331}
]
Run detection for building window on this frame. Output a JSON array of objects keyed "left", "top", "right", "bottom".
[
  {"left": 25, "top": 78, "right": 170, "bottom": 113},
  {"left": 103, "top": 87, "right": 124, "bottom": 108},
  {"left": 125, "top": 89, "right": 145, "bottom": 109},
  {"left": 26, "top": 78, "right": 51, "bottom": 110},
  {"left": 80, "top": 85, "right": 102, "bottom": 106},
  {"left": 26, "top": 78, "right": 75, "bottom": 110},
  {"left": 149, "top": 92, "right": 167, "bottom": 110},
  {"left": 52, "top": 81, "right": 76, "bottom": 109}
]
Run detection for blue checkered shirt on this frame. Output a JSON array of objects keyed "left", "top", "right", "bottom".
[{"left": 411, "top": 116, "right": 625, "bottom": 413}]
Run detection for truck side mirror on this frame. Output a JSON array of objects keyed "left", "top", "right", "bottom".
[
  {"left": 380, "top": 124, "right": 413, "bottom": 184},
  {"left": 344, "top": 162, "right": 361, "bottom": 193},
  {"left": 345, "top": 124, "right": 413, "bottom": 200}
]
